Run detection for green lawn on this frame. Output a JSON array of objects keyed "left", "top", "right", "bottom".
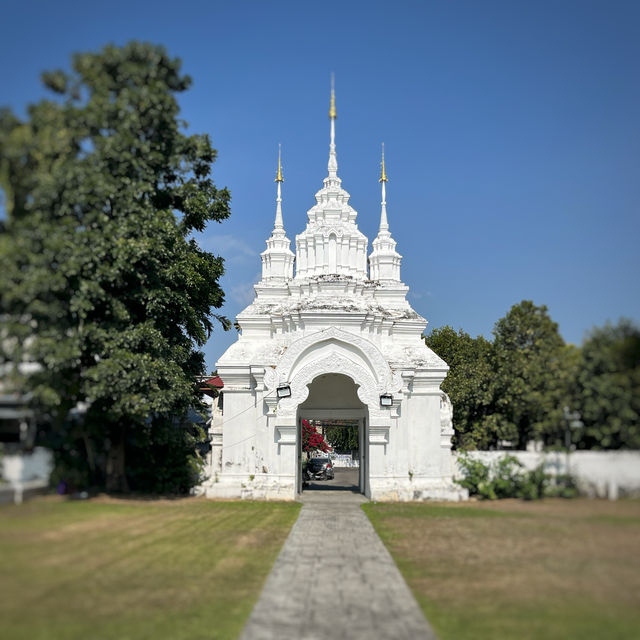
[
  {"left": 363, "top": 499, "right": 640, "bottom": 640},
  {"left": 0, "top": 496, "right": 300, "bottom": 640}
]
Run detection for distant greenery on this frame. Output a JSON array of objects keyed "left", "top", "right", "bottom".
[
  {"left": 325, "top": 423, "right": 359, "bottom": 451},
  {"left": 577, "top": 319, "right": 640, "bottom": 449},
  {"left": 425, "top": 302, "right": 639, "bottom": 450},
  {"left": 0, "top": 42, "right": 231, "bottom": 493},
  {"left": 0, "top": 498, "right": 300, "bottom": 640}
]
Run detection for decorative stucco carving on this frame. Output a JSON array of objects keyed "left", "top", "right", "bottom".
[
  {"left": 405, "top": 345, "right": 449, "bottom": 369},
  {"left": 391, "top": 371, "right": 403, "bottom": 394},
  {"left": 263, "top": 367, "right": 278, "bottom": 390},
  {"left": 440, "top": 391, "right": 454, "bottom": 436},
  {"left": 277, "top": 351, "right": 385, "bottom": 420},
  {"left": 272, "top": 326, "right": 393, "bottom": 391}
]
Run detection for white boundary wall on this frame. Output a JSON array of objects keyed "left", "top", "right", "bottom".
[
  {"left": 455, "top": 450, "right": 640, "bottom": 499},
  {"left": 1, "top": 447, "right": 53, "bottom": 504},
  {"left": 330, "top": 453, "right": 360, "bottom": 468}
]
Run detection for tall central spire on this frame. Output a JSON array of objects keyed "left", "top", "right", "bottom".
[
  {"left": 327, "top": 73, "right": 338, "bottom": 178},
  {"left": 296, "top": 79, "right": 368, "bottom": 280},
  {"left": 274, "top": 143, "right": 284, "bottom": 230},
  {"left": 379, "top": 142, "right": 389, "bottom": 232}
]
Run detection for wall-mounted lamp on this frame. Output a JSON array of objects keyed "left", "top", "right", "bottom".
[
  {"left": 380, "top": 394, "right": 393, "bottom": 407},
  {"left": 276, "top": 384, "right": 292, "bottom": 399}
]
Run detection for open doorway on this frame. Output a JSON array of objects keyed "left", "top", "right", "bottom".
[
  {"left": 302, "top": 418, "right": 361, "bottom": 492},
  {"left": 296, "top": 373, "right": 369, "bottom": 496}
]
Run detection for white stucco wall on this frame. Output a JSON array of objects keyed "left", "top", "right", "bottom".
[
  {"left": 455, "top": 450, "right": 640, "bottom": 498},
  {"left": 1, "top": 447, "right": 53, "bottom": 504},
  {"left": 2, "top": 447, "right": 53, "bottom": 485}
]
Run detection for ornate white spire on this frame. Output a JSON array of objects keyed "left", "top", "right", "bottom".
[
  {"left": 260, "top": 146, "right": 294, "bottom": 283},
  {"left": 294, "top": 81, "right": 369, "bottom": 280},
  {"left": 274, "top": 143, "right": 284, "bottom": 230},
  {"left": 328, "top": 74, "right": 338, "bottom": 179},
  {"left": 379, "top": 142, "right": 389, "bottom": 232},
  {"left": 369, "top": 145, "right": 403, "bottom": 283}
]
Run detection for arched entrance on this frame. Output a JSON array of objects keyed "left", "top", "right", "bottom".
[
  {"left": 268, "top": 328, "right": 395, "bottom": 500},
  {"left": 296, "top": 373, "right": 369, "bottom": 496}
]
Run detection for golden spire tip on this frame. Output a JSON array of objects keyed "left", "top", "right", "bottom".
[
  {"left": 275, "top": 143, "right": 283, "bottom": 183},
  {"left": 329, "top": 73, "right": 337, "bottom": 119},
  {"left": 379, "top": 143, "right": 388, "bottom": 183}
]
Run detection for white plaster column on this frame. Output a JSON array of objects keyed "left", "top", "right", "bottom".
[
  {"left": 368, "top": 415, "right": 391, "bottom": 499},
  {"left": 210, "top": 366, "right": 258, "bottom": 496},
  {"left": 408, "top": 370, "right": 448, "bottom": 478},
  {"left": 274, "top": 415, "right": 297, "bottom": 498},
  {"left": 439, "top": 393, "right": 455, "bottom": 478}
]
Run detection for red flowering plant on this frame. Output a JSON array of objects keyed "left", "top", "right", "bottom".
[{"left": 301, "top": 419, "right": 332, "bottom": 456}]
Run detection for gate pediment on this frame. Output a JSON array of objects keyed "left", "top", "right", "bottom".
[
  {"left": 269, "top": 327, "right": 396, "bottom": 390},
  {"left": 266, "top": 328, "right": 401, "bottom": 420}
]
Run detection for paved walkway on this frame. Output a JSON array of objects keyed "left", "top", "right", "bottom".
[{"left": 240, "top": 472, "right": 437, "bottom": 640}]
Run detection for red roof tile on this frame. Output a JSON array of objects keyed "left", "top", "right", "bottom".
[{"left": 202, "top": 375, "right": 224, "bottom": 389}]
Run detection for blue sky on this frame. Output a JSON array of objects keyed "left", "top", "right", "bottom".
[{"left": 2, "top": 0, "right": 639, "bottom": 370}]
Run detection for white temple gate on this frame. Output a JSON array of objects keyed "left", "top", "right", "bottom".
[{"left": 203, "top": 88, "right": 464, "bottom": 501}]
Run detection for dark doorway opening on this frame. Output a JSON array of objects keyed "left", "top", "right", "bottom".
[
  {"left": 302, "top": 419, "right": 360, "bottom": 493},
  {"left": 296, "top": 373, "right": 369, "bottom": 497}
]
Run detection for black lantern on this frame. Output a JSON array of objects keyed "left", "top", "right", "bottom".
[
  {"left": 380, "top": 394, "right": 393, "bottom": 407},
  {"left": 276, "top": 384, "right": 292, "bottom": 399}
]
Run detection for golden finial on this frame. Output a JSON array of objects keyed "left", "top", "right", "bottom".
[
  {"left": 275, "top": 144, "right": 283, "bottom": 183},
  {"left": 329, "top": 73, "right": 337, "bottom": 119},
  {"left": 379, "top": 143, "right": 388, "bottom": 183}
]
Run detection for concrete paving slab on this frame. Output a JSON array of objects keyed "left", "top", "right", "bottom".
[{"left": 240, "top": 481, "right": 437, "bottom": 640}]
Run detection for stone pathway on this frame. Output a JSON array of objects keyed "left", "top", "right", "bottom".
[{"left": 240, "top": 476, "right": 437, "bottom": 640}]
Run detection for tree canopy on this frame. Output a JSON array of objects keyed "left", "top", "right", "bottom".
[
  {"left": 424, "top": 326, "right": 493, "bottom": 448},
  {"left": 576, "top": 319, "right": 640, "bottom": 449},
  {"left": 489, "top": 300, "right": 572, "bottom": 449},
  {"left": 0, "top": 42, "right": 231, "bottom": 492},
  {"left": 325, "top": 423, "right": 359, "bottom": 452},
  {"left": 426, "top": 302, "right": 638, "bottom": 451}
]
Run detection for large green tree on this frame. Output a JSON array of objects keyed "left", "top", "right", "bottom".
[
  {"left": 424, "top": 326, "right": 494, "bottom": 448},
  {"left": 490, "top": 301, "right": 574, "bottom": 449},
  {"left": 576, "top": 319, "right": 640, "bottom": 449},
  {"left": 0, "top": 42, "right": 231, "bottom": 492},
  {"left": 426, "top": 302, "right": 577, "bottom": 450}
]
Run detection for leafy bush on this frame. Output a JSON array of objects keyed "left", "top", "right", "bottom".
[
  {"left": 519, "top": 463, "right": 547, "bottom": 500},
  {"left": 455, "top": 455, "right": 494, "bottom": 498},
  {"left": 545, "top": 473, "right": 580, "bottom": 499},
  {"left": 491, "top": 455, "right": 526, "bottom": 499},
  {"left": 46, "top": 416, "right": 207, "bottom": 495},
  {"left": 456, "top": 454, "right": 578, "bottom": 500},
  {"left": 126, "top": 419, "right": 207, "bottom": 494}
]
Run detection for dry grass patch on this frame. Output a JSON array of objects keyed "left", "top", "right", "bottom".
[
  {"left": 363, "top": 499, "right": 640, "bottom": 640},
  {"left": 0, "top": 496, "right": 300, "bottom": 640}
]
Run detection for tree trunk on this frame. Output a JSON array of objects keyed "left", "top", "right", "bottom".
[
  {"left": 105, "top": 430, "right": 129, "bottom": 493},
  {"left": 81, "top": 430, "right": 97, "bottom": 487}
]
